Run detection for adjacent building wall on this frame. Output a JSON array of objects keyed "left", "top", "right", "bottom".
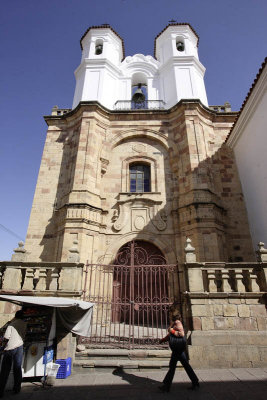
[{"left": 227, "top": 60, "right": 267, "bottom": 248}]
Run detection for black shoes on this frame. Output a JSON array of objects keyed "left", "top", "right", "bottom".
[
  {"left": 158, "top": 385, "right": 170, "bottom": 393},
  {"left": 188, "top": 381, "right": 200, "bottom": 390}
]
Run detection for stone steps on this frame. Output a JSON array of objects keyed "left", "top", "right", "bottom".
[
  {"left": 74, "top": 359, "right": 171, "bottom": 369},
  {"left": 74, "top": 348, "right": 173, "bottom": 370}
]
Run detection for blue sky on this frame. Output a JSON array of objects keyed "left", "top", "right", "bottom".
[{"left": 0, "top": 0, "right": 266, "bottom": 260}]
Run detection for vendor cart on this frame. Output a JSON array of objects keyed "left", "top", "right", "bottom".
[{"left": 0, "top": 295, "right": 94, "bottom": 380}]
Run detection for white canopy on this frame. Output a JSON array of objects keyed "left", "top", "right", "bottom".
[{"left": 0, "top": 295, "right": 94, "bottom": 337}]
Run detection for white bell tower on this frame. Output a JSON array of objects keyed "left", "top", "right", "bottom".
[
  {"left": 72, "top": 23, "right": 208, "bottom": 110},
  {"left": 155, "top": 23, "right": 208, "bottom": 107},
  {"left": 72, "top": 25, "right": 124, "bottom": 109}
]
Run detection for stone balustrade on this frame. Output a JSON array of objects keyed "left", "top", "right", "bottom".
[
  {"left": 0, "top": 261, "right": 84, "bottom": 297},
  {"left": 186, "top": 262, "right": 267, "bottom": 294}
]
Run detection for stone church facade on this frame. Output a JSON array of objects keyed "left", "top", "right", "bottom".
[
  {"left": 25, "top": 23, "right": 254, "bottom": 265},
  {"left": 2, "top": 23, "right": 265, "bottom": 367}
]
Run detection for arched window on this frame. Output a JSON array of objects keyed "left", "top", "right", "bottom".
[{"left": 129, "top": 163, "right": 150, "bottom": 192}]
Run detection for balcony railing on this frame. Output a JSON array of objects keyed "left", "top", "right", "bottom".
[
  {"left": 203, "top": 263, "right": 266, "bottom": 293},
  {"left": 186, "top": 262, "right": 267, "bottom": 294},
  {"left": 0, "top": 261, "right": 84, "bottom": 296},
  {"left": 114, "top": 100, "right": 166, "bottom": 111}
]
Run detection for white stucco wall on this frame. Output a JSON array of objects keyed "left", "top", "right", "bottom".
[{"left": 228, "top": 64, "right": 267, "bottom": 248}]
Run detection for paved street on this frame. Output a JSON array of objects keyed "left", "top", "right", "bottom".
[{"left": 2, "top": 367, "right": 267, "bottom": 400}]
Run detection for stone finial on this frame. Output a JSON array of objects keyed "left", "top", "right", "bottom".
[
  {"left": 185, "top": 237, "right": 196, "bottom": 263},
  {"left": 11, "top": 241, "right": 27, "bottom": 262},
  {"left": 224, "top": 101, "right": 231, "bottom": 112},
  {"left": 256, "top": 242, "right": 267, "bottom": 262},
  {"left": 67, "top": 240, "right": 80, "bottom": 263},
  {"left": 51, "top": 105, "right": 59, "bottom": 115}
]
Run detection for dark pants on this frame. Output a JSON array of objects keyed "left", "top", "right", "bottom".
[
  {"left": 163, "top": 336, "right": 198, "bottom": 389},
  {"left": 0, "top": 345, "right": 24, "bottom": 394}
]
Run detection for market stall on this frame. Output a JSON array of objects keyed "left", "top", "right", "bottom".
[{"left": 0, "top": 295, "right": 94, "bottom": 379}]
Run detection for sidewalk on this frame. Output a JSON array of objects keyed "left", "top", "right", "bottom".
[{"left": 4, "top": 367, "right": 267, "bottom": 400}]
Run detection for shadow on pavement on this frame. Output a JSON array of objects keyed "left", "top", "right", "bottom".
[{"left": 1, "top": 369, "right": 267, "bottom": 400}]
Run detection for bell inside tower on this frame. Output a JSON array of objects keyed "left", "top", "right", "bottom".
[
  {"left": 131, "top": 72, "right": 147, "bottom": 109},
  {"left": 132, "top": 84, "right": 146, "bottom": 103},
  {"left": 176, "top": 38, "right": 185, "bottom": 52}
]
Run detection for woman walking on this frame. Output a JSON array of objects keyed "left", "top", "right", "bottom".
[{"left": 159, "top": 313, "right": 199, "bottom": 392}]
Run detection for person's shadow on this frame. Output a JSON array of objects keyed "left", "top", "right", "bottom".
[{"left": 112, "top": 366, "right": 159, "bottom": 387}]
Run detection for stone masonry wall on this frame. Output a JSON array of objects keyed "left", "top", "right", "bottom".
[
  {"left": 25, "top": 101, "right": 254, "bottom": 268},
  {"left": 190, "top": 297, "right": 266, "bottom": 332},
  {"left": 188, "top": 296, "right": 267, "bottom": 367}
]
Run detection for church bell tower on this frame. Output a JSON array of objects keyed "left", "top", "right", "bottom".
[{"left": 72, "top": 23, "right": 208, "bottom": 110}]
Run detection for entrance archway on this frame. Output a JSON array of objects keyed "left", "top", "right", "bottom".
[
  {"left": 111, "top": 241, "right": 176, "bottom": 334},
  {"left": 84, "top": 240, "right": 179, "bottom": 348}
]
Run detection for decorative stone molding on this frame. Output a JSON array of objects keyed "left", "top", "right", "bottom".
[
  {"left": 58, "top": 203, "right": 108, "bottom": 229},
  {"left": 100, "top": 157, "right": 109, "bottom": 176},
  {"left": 112, "top": 193, "right": 166, "bottom": 232},
  {"left": 121, "top": 54, "right": 160, "bottom": 73},
  {"left": 132, "top": 143, "right": 147, "bottom": 153},
  {"left": 121, "top": 155, "right": 158, "bottom": 193}
]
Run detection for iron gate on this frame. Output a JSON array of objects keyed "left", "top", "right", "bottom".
[{"left": 83, "top": 241, "right": 180, "bottom": 348}]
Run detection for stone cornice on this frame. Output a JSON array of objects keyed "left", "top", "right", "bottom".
[
  {"left": 0, "top": 261, "right": 84, "bottom": 268},
  {"left": 0, "top": 289, "right": 83, "bottom": 298},
  {"left": 44, "top": 99, "right": 237, "bottom": 126},
  {"left": 184, "top": 291, "right": 266, "bottom": 299}
]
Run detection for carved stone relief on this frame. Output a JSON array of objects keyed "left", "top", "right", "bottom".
[
  {"left": 132, "top": 144, "right": 147, "bottom": 153},
  {"left": 112, "top": 195, "right": 167, "bottom": 232},
  {"left": 132, "top": 208, "right": 147, "bottom": 231}
]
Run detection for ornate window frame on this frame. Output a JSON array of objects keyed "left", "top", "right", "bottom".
[{"left": 121, "top": 155, "right": 158, "bottom": 193}]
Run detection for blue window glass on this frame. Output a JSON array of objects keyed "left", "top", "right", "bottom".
[{"left": 129, "top": 164, "right": 150, "bottom": 193}]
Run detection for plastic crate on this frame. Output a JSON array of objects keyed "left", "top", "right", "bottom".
[{"left": 55, "top": 357, "right": 71, "bottom": 379}]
